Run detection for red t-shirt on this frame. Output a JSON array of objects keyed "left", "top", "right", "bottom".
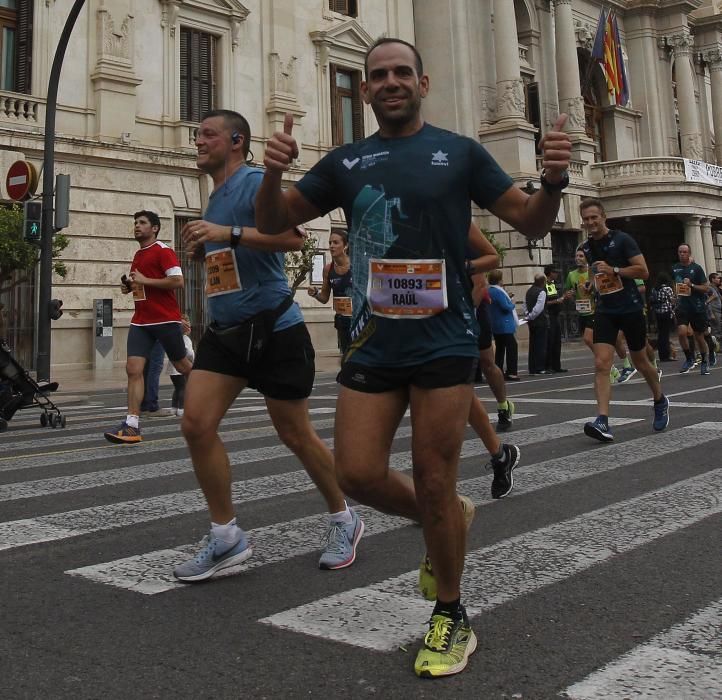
[{"left": 129, "top": 241, "right": 183, "bottom": 325}]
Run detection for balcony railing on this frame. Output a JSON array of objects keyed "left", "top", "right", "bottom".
[
  {"left": 0, "top": 91, "right": 43, "bottom": 125},
  {"left": 590, "top": 157, "right": 686, "bottom": 185}
]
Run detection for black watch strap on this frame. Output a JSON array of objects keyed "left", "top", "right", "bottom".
[
  {"left": 230, "top": 226, "right": 243, "bottom": 248},
  {"left": 540, "top": 169, "right": 569, "bottom": 194}
]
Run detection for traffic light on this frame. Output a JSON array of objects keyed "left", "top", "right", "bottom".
[
  {"left": 48, "top": 299, "right": 63, "bottom": 321},
  {"left": 23, "top": 200, "right": 42, "bottom": 244}
]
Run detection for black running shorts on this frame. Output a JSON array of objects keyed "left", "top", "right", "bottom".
[
  {"left": 578, "top": 314, "right": 594, "bottom": 331},
  {"left": 593, "top": 311, "right": 647, "bottom": 352},
  {"left": 193, "top": 322, "right": 315, "bottom": 400},
  {"left": 675, "top": 309, "right": 708, "bottom": 333},
  {"left": 127, "top": 322, "right": 187, "bottom": 362},
  {"left": 337, "top": 356, "right": 477, "bottom": 393}
]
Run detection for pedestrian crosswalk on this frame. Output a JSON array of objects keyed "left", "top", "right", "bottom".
[{"left": 2, "top": 391, "right": 720, "bottom": 697}]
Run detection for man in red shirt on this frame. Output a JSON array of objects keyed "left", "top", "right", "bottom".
[{"left": 104, "top": 210, "right": 193, "bottom": 444}]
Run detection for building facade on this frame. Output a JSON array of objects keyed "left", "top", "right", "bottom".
[{"left": 0, "top": 0, "right": 720, "bottom": 369}]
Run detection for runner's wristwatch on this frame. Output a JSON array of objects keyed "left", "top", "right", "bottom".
[
  {"left": 230, "top": 226, "right": 243, "bottom": 248},
  {"left": 540, "top": 169, "right": 569, "bottom": 194}
]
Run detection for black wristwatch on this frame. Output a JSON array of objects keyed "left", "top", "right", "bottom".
[
  {"left": 230, "top": 226, "right": 243, "bottom": 248},
  {"left": 540, "top": 169, "right": 569, "bottom": 194}
]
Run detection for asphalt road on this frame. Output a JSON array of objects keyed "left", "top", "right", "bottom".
[{"left": 1, "top": 348, "right": 720, "bottom": 699}]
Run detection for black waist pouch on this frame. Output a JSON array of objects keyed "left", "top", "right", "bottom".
[{"left": 209, "top": 296, "right": 293, "bottom": 366}]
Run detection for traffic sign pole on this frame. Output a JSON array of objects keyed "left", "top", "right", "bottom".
[{"left": 36, "top": 0, "right": 86, "bottom": 381}]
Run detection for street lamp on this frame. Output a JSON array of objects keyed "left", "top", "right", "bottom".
[{"left": 36, "top": 0, "right": 87, "bottom": 381}]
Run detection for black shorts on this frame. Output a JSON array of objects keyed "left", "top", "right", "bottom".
[
  {"left": 193, "top": 322, "right": 315, "bottom": 400},
  {"left": 593, "top": 311, "right": 647, "bottom": 352},
  {"left": 127, "top": 322, "right": 186, "bottom": 362},
  {"left": 337, "top": 356, "right": 477, "bottom": 393},
  {"left": 334, "top": 314, "right": 352, "bottom": 354},
  {"left": 675, "top": 309, "right": 708, "bottom": 333},
  {"left": 476, "top": 303, "right": 492, "bottom": 350},
  {"left": 578, "top": 314, "right": 594, "bottom": 331}
]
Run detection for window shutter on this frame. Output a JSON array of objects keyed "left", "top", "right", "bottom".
[
  {"left": 180, "top": 29, "right": 189, "bottom": 120},
  {"left": 181, "top": 28, "right": 216, "bottom": 123},
  {"left": 329, "top": 0, "right": 356, "bottom": 15},
  {"left": 190, "top": 30, "right": 201, "bottom": 122},
  {"left": 330, "top": 63, "right": 340, "bottom": 145},
  {"left": 198, "top": 33, "right": 216, "bottom": 118},
  {"left": 15, "top": 0, "right": 32, "bottom": 94},
  {"left": 351, "top": 71, "right": 364, "bottom": 141}
]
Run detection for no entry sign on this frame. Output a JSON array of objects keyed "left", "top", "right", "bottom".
[{"left": 6, "top": 160, "right": 38, "bottom": 201}]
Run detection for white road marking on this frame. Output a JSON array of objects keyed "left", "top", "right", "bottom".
[
  {"left": 510, "top": 397, "right": 722, "bottom": 409},
  {"left": 66, "top": 419, "right": 712, "bottom": 596},
  {"left": 0, "top": 414, "right": 548, "bottom": 501},
  {"left": 0, "top": 407, "right": 338, "bottom": 450},
  {"left": 0, "top": 419, "right": 336, "bottom": 472},
  {"left": 564, "top": 598, "right": 722, "bottom": 699},
  {"left": 261, "top": 468, "right": 722, "bottom": 651},
  {"left": 3, "top": 416, "right": 560, "bottom": 549}
]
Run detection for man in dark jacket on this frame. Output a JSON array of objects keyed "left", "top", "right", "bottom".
[
  {"left": 544, "top": 265, "right": 567, "bottom": 372},
  {"left": 525, "top": 273, "right": 549, "bottom": 374}
]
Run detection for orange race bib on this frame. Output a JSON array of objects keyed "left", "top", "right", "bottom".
[
  {"left": 333, "top": 297, "right": 353, "bottom": 316},
  {"left": 594, "top": 271, "right": 623, "bottom": 296},
  {"left": 131, "top": 282, "right": 146, "bottom": 302},
  {"left": 675, "top": 282, "right": 691, "bottom": 297},
  {"left": 367, "top": 259, "right": 447, "bottom": 319},
  {"left": 205, "top": 248, "right": 242, "bottom": 297}
]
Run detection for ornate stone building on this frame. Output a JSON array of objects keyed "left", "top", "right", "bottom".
[{"left": 0, "top": 0, "right": 720, "bottom": 369}]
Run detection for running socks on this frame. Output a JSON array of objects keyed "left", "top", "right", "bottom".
[
  {"left": 125, "top": 414, "right": 139, "bottom": 429},
  {"left": 497, "top": 400, "right": 509, "bottom": 411},
  {"left": 211, "top": 517, "right": 242, "bottom": 545},
  {"left": 492, "top": 446, "right": 507, "bottom": 464},
  {"left": 329, "top": 502, "right": 354, "bottom": 525},
  {"left": 433, "top": 597, "right": 463, "bottom": 621}
]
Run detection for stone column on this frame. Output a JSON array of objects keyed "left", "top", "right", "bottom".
[
  {"left": 493, "top": 0, "right": 525, "bottom": 122},
  {"left": 552, "top": 0, "right": 586, "bottom": 138},
  {"left": 669, "top": 31, "right": 704, "bottom": 159},
  {"left": 702, "top": 218, "right": 716, "bottom": 275},
  {"left": 705, "top": 49, "right": 722, "bottom": 165},
  {"left": 684, "top": 215, "right": 705, "bottom": 270}
]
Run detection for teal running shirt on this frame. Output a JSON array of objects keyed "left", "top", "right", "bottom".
[{"left": 295, "top": 123, "right": 513, "bottom": 367}]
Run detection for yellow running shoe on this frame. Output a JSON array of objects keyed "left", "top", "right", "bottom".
[
  {"left": 609, "top": 366, "right": 621, "bottom": 384},
  {"left": 417, "top": 495, "right": 475, "bottom": 601},
  {"left": 414, "top": 608, "right": 477, "bottom": 678}
]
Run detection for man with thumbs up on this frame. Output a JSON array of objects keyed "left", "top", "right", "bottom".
[{"left": 256, "top": 37, "right": 570, "bottom": 678}]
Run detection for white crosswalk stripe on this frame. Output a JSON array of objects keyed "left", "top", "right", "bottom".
[
  {"left": 66, "top": 419, "right": 707, "bottom": 596},
  {"left": 260, "top": 468, "right": 722, "bottom": 651},
  {"left": 564, "top": 598, "right": 722, "bottom": 699}
]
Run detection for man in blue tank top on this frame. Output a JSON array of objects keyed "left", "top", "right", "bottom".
[
  {"left": 255, "top": 38, "right": 571, "bottom": 678},
  {"left": 173, "top": 110, "right": 364, "bottom": 584}
]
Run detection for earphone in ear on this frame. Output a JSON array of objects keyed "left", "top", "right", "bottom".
[{"left": 231, "top": 131, "right": 241, "bottom": 144}]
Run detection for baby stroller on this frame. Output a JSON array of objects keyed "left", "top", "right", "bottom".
[{"left": 0, "top": 340, "right": 65, "bottom": 432}]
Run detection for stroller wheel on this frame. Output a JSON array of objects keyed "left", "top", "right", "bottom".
[
  {"left": 40, "top": 413, "right": 48, "bottom": 427},
  {"left": 60, "top": 415, "right": 67, "bottom": 429},
  {"left": 49, "top": 414, "right": 58, "bottom": 428}
]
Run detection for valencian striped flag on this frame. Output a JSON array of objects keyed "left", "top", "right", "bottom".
[{"left": 591, "top": 8, "right": 630, "bottom": 106}]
